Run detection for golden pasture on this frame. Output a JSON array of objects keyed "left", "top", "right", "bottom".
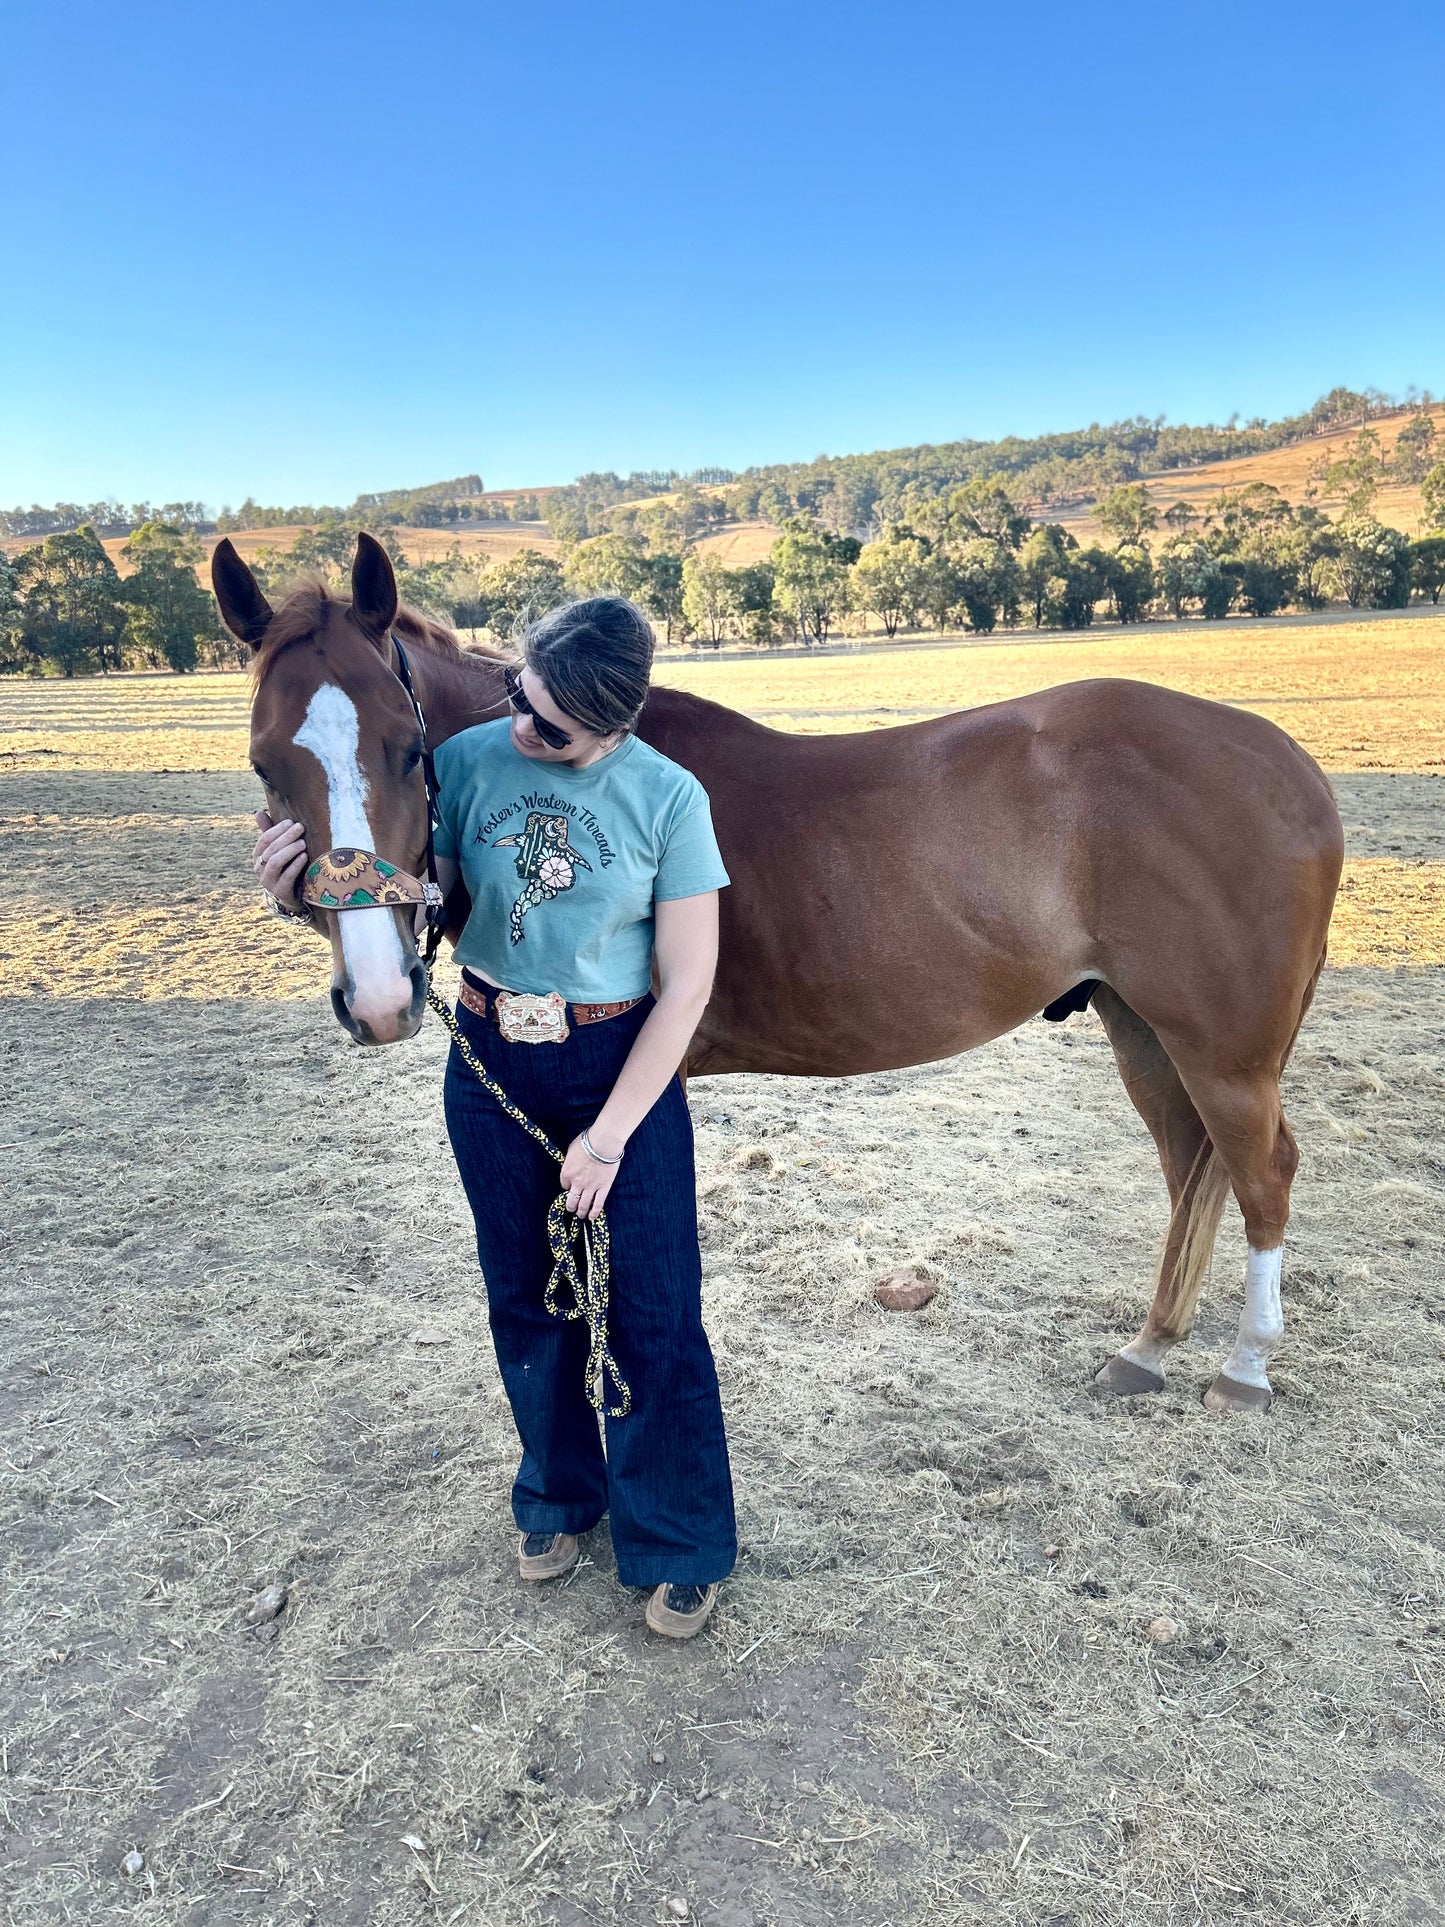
[
  {"left": 2, "top": 616, "right": 1444, "bottom": 1924},
  {"left": 686, "top": 520, "right": 781, "bottom": 567}
]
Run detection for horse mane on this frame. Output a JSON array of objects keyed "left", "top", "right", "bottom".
[{"left": 251, "top": 579, "right": 509, "bottom": 683}]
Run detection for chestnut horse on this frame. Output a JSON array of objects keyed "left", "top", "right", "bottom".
[{"left": 217, "top": 534, "right": 1343, "bottom": 1416}]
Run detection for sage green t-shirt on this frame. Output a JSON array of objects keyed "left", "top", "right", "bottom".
[{"left": 432, "top": 721, "right": 730, "bottom": 1002}]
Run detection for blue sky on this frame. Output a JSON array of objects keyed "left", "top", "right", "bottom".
[{"left": 3, "top": 0, "right": 1442, "bottom": 508}]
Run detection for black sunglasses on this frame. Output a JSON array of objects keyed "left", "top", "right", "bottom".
[{"left": 504, "top": 666, "right": 573, "bottom": 751}]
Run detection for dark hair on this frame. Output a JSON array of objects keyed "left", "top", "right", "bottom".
[{"left": 523, "top": 596, "right": 655, "bottom": 737}]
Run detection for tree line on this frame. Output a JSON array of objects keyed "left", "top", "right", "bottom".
[
  {"left": 0, "top": 474, "right": 539, "bottom": 544},
  {"left": 4, "top": 388, "right": 1444, "bottom": 673},
  {"left": 689, "top": 470, "right": 1445, "bottom": 646},
  {"left": 0, "top": 524, "right": 234, "bottom": 675},
  {"left": 211, "top": 476, "right": 555, "bottom": 533},
  {"left": 6, "top": 385, "right": 1427, "bottom": 550},
  {"left": 5, "top": 453, "right": 1443, "bottom": 677},
  {"left": 0, "top": 499, "right": 212, "bottom": 541},
  {"left": 535, "top": 407, "right": 1445, "bottom": 647},
  {"left": 209, "top": 452, "right": 1445, "bottom": 660}
]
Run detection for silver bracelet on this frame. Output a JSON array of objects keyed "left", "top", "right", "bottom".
[
  {"left": 262, "top": 890, "right": 315, "bottom": 926},
  {"left": 581, "top": 1127, "right": 623, "bottom": 1166}
]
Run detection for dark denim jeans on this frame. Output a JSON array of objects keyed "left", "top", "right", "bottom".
[{"left": 443, "top": 991, "right": 737, "bottom": 1588}]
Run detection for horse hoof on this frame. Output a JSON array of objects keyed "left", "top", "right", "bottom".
[
  {"left": 1203, "top": 1374, "right": 1273, "bottom": 1415},
  {"left": 1094, "top": 1354, "right": 1166, "bottom": 1397}
]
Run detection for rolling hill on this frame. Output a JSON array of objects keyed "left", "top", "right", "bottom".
[
  {"left": 1050, "top": 404, "right": 1444, "bottom": 543},
  {"left": 4, "top": 399, "right": 1438, "bottom": 584}
]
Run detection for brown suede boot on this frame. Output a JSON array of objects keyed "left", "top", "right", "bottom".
[
  {"left": 517, "top": 1532, "right": 580, "bottom": 1582},
  {"left": 644, "top": 1583, "right": 718, "bottom": 1639}
]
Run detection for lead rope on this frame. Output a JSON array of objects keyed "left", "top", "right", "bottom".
[
  {"left": 391, "top": 637, "right": 627, "bottom": 1414},
  {"left": 425, "top": 984, "right": 632, "bottom": 1419}
]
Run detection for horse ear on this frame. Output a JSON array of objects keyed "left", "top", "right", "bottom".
[
  {"left": 351, "top": 531, "right": 398, "bottom": 642},
  {"left": 211, "top": 537, "right": 274, "bottom": 649}
]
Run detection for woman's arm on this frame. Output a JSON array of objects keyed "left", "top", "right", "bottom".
[{"left": 559, "top": 890, "right": 718, "bottom": 1221}]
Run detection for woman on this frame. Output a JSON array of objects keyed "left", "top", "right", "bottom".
[{"left": 253, "top": 597, "right": 736, "bottom": 1639}]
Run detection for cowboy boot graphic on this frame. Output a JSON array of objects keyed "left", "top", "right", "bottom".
[{"left": 493, "top": 813, "right": 594, "bottom": 944}]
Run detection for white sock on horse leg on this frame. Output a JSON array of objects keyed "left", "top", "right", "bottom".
[
  {"left": 1118, "top": 1331, "right": 1174, "bottom": 1373},
  {"left": 1220, "top": 1245, "right": 1285, "bottom": 1390}
]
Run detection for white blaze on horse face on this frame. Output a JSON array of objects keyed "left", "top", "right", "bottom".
[
  {"left": 293, "top": 683, "right": 410, "bottom": 1015},
  {"left": 1221, "top": 1245, "right": 1285, "bottom": 1390}
]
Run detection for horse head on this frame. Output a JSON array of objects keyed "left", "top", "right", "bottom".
[{"left": 215, "top": 532, "right": 434, "bottom": 1045}]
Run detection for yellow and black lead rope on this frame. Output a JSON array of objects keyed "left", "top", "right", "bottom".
[{"left": 426, "top": 985, "right": 633, "bottom": 1419}]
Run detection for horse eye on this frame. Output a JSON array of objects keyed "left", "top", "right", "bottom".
[
  {"left": 403, "top": 743, "right": 423, "bottom": 773},
  {"left": 252, "top": 764, "right": 273, "bottom": 787}
]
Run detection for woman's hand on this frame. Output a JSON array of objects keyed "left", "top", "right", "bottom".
[
  {"left": 560, "top": 1131, "right": 624, "bottom": 1222},
  {"left": 252, "top": 809, "right": 309, "bottom": 904},
  {"left": 559, "top": 893, "right": 717, "bottom": 1222}
]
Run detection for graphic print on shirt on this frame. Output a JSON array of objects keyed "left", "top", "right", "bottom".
[{"left": 493, "top": 812, "right": 595, "bottom": 944}]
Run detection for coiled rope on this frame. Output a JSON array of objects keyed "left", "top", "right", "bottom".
[{"left": 427, "top": 986, "right": 632, "bottom": 1418}]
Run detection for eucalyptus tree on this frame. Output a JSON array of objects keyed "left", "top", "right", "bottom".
[
  {"left": 122, "top": 522, "right": 218, "bottom": 671},
  {"left": 682, "top": 551, "right": 733, "bottom": 646},
  {"left": 1408, "top": 535, "right": 1445, "bottom": 603},
  {"left": 771, "top": 518, "right": 856, "bottom": 645},
  {"left": 1392, "top": 411, "right": 1437, "bottom": 485},
  {"left": 1329, "top": 517, "right": 1411, "bottom": 608},
  {"left": 1096, "top": 483, "right": 1158, "bottom": 548},
  {"left": 853, "top": 526, "right": 928, "bottom": 637},
  {"left": 1017, "top": 523, "right": 1075, "bottom": 627},
  {"left": 13, "top": 526, "right": 128, "bottom": 674}
]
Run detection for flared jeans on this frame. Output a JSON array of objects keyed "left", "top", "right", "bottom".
[{"left": 443, "top": 988, "right": 737, "bottom": 1588}]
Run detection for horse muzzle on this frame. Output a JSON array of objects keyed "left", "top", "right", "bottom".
[{"left": 331, "top": 950, "right": 430, "bottom": 1045}]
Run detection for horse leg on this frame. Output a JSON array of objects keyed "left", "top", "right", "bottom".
[
  {"left": 1091, "top": 988, "right": 1231, "bottom": 1395},
  {"left": 1164, "top": 1067, "right": 1298, "bottom": 1414}
]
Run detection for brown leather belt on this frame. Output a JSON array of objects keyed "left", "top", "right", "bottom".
[{"left": 459, "top": 972, "right": 644, "bottom": 1034}]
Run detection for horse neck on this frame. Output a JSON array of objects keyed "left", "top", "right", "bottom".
[
  {"left": 398, "top": 637, "right": 508, "bottom": 748},
  {"left": 638, "top": 683, "right": 774, "bottom": 780}
]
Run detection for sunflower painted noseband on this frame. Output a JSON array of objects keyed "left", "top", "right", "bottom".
[{"left": 301, "top": 847, "right": 445, "bottom": 915}]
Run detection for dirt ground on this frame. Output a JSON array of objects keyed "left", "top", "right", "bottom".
[{"left": 2, "top": 618, "right": 1444, "bottom": 1926}]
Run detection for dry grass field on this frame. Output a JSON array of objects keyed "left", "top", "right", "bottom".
[
  {"left": 685, "top": 524, "right": 780, "bottom": 569},
  {"left": 2, "top": 614, "right": 1444, "bottom": 1926}
]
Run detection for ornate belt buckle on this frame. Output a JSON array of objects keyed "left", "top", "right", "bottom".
[{"left": 495, "top": 989, "right": 570, "bottom": 1044}]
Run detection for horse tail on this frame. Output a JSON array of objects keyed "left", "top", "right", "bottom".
[{"left": 1163, "top": 1142, "right": 1233, "bottom": 1337}]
